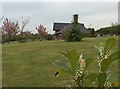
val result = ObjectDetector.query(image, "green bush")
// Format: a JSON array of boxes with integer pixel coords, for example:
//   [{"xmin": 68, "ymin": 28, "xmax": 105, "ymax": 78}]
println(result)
[
  {"xmin": 2, "ymin": 34, "xmax": 17, "ymax": 43},
  {"xmin": 17, "ymin": 35, "xmax": 27, "ymax": 43},
  {"xmin": 64, "ymin": 28, "xmax": 83, "ymax": 42},
  {"xmin": 2, "ymin": 35, "xmax": 9, "ymax": 44}
]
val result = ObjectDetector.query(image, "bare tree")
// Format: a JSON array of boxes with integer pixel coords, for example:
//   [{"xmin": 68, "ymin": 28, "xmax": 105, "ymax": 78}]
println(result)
[{"xmin": 20, "ymin": 17, "xmax": 30, "ymax": 36}]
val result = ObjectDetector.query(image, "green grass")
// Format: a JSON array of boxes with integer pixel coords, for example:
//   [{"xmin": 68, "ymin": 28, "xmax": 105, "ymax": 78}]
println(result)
[{"xmin": 2, "ymin": 36, "xmax": 118, "ymax": 87}]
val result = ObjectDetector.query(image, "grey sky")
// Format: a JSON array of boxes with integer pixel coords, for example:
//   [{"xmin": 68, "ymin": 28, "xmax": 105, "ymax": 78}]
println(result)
[{"xmin": 2, "ymin": 2, "xmax": 118, "ymax": 34}]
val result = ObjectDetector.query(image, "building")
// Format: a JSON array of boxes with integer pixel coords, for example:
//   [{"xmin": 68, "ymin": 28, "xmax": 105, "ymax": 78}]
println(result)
[{"xmin": 53, "ymin": 14, "xmax": 90, "ymax": 40}]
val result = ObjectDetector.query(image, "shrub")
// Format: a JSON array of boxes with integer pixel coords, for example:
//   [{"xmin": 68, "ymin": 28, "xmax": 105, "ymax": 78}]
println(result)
[
  {"xmin": 46, "ymin": 34, "xmax": 55, "ymax": 40},
  {"xmin": 54, "ymin": 38, "xmax": 120, "ymax": 87},
  {"xmin": 64, "ymin": 28, "xmax": 83, "ymax": 42},
  {"xmin": 2, "ymin": 34, "xmax": 9, "ymax": 44},
  {"xmin": 30, "ymin": 35, "xmax": 37, "ymax": 41},
  {"xmin": 18, "ymin": 38, "xmax": 27, "ymax": 43},
  {"xmin": 17, "ymin": 34, "xmax": 27, "ymax": 43},
  {"xmin": 36, "ymin": 24, "xmax": 48, "ymax": 40}
]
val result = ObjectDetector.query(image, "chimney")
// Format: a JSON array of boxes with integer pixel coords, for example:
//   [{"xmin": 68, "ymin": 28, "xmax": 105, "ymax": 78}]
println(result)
[{"xmin": 73, "ymin": 14, "xmax": 78, "ymax": 24}]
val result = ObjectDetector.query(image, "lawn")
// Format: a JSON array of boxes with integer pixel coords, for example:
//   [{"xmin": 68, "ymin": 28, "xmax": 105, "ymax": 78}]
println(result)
[{"xmin": 2, "ymin": 36, "xmax": 118, "ymax": 87}]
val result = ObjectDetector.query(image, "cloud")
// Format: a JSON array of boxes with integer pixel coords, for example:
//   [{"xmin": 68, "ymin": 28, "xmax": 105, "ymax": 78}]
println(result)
[
  {"xmin": 1, "ymin": 2, "xmax": 118, "ymax": 33},
  {"xmin": 81, "ymin": 10, "xmax": 117, "ymax": 30}
]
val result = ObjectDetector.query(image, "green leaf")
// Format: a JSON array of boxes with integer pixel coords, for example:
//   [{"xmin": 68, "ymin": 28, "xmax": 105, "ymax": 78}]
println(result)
[
  {"xmin": 97, "ymin": 72, "xmax": 106, "ymax": 86},
  {"xmin": 69, "ymin": 50, "xmax": 80, "ymax": 76},
  {"xmin": 84, "ymin": 79, "xmax": 93, "ymax": 87},
  {"xmin": 53, "ymin": 60, "xmax": 71, "ymax": 74},
  {"xmin": 95, "ymin": 45, "xmax": 101, "ymax": 56},
  {"xmin": 106, "ymin": 71, "xmax": 111, "ymax": 82},
  {"xmin": 85, "ymin": 58, "xmax": 94, "ymax": 68},
  {"xmin": 60, "ymin": 49, "xmax": 80, "ymax": 76},
  {"xmin": 59, "ymin": 51, "xmax": 71, "ymax": 60},
  {"xmin": 101, "ymin": 51, "xmax": 120, "ymax": 72},
  {"xmin": 104, "ymin": 38, "xmax": 116, "ymax": 50},
  {"xmin": 86, "ymin": 73, "xmax": 98, "ymax": 82}
]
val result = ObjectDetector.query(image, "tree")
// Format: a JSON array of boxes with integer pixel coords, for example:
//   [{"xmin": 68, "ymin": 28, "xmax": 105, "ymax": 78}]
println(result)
[
  {"xmin": 63, "ymin": 14, "xmax": 84, "ymax": 42},
  {"xmin": 87, "ymin": 28, "xmax": 95, "ymax": 37},
  {"xmin": 1, "ymin": 18, "xmax": 19, "ymax": 43},
  {"xmin": 0, "ymin": 16, "xmax": 4, "ymax": 43},
  {"xmin": 36, "ymin": 24, "xmax": 48, "ymax": 40},
  {"xmin": 64, "ymin": 23, "xmax": 83, "ymax": 42},
  {"xmin": 95, "ymin": 25, "xmax": 120, "ymax": 36},
  {"xmin": 20, "ymin": 17, "xmax": 29, "ymax": 35},
  {"xmin": 18, "ymin": 17, "xmax": 30, "ymax": 43}
]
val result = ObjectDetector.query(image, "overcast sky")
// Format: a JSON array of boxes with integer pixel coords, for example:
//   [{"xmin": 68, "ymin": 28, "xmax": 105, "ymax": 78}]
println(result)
[{"xmin": 1, "ymin": 2, "xmax": 118, "ymax": 34}]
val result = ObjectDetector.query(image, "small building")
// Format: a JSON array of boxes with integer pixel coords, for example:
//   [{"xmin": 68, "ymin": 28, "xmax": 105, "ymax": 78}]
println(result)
[{"xmin": 53, "ymin": 14, "xmax": 90, "ymax": 40}]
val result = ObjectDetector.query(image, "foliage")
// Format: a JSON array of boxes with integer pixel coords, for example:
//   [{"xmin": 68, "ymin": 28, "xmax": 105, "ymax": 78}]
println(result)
[
  {"xmin": 87, "ymin": 28, "xmax": 95, "ymax": 37},
  {"xmin": 64, "ymin": 28, "xmax": 83, "ymax": 42},
  {"xmin": 1, "ymin": 18, "xmax": 20, "ymax": 43},
  {"xmin": 36, "ymin": 24, "xmax": 48, "ymax": 40},
  {"xmin": 30, "ymin": 34, "xmax": 38, "ymax": 41},
  {"xmin": 95, "ymin": 38, "xmax": 120, "ymax": 87},
  {"xmin": 17, "ymin": 31, "xmax": 32, "ymax": 43},
  {"xmin": 95, "ymin": 24, "xmax": 120, "ymax": 36},
  {"xmin": 54, "ymin": 38, "xmax": 119, "ymax": 87},
  {"xmin": 54, "ymin": 49, "xmax": 94, "ymax": 87},
  {"xmin": 46, "ymin": 34, "xmax": 55, "ymax": 40},
  {"xmin": 1, "ymin": 17, "xmax": 30, "ymax": 43},
  {"xmin": 83, "ymin": 28, "xmax": 95, "ymax": 37},
  {"xmin": 0, "ymin": 17, "xmax": 4, "ymax": 43}
]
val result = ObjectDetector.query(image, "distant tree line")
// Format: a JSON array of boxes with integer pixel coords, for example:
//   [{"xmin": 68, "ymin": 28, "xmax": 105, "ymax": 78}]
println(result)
[
  {"xmin": 84, "ymin": 28, "xmax": 95, "ymax": 37},
  {"xmin": 0, "ymin": 17, "xmax": 55, "ymax": 44},
  {"xmin": 95, "ymin": 24, "xmax": 120, "ymax": 36}
]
